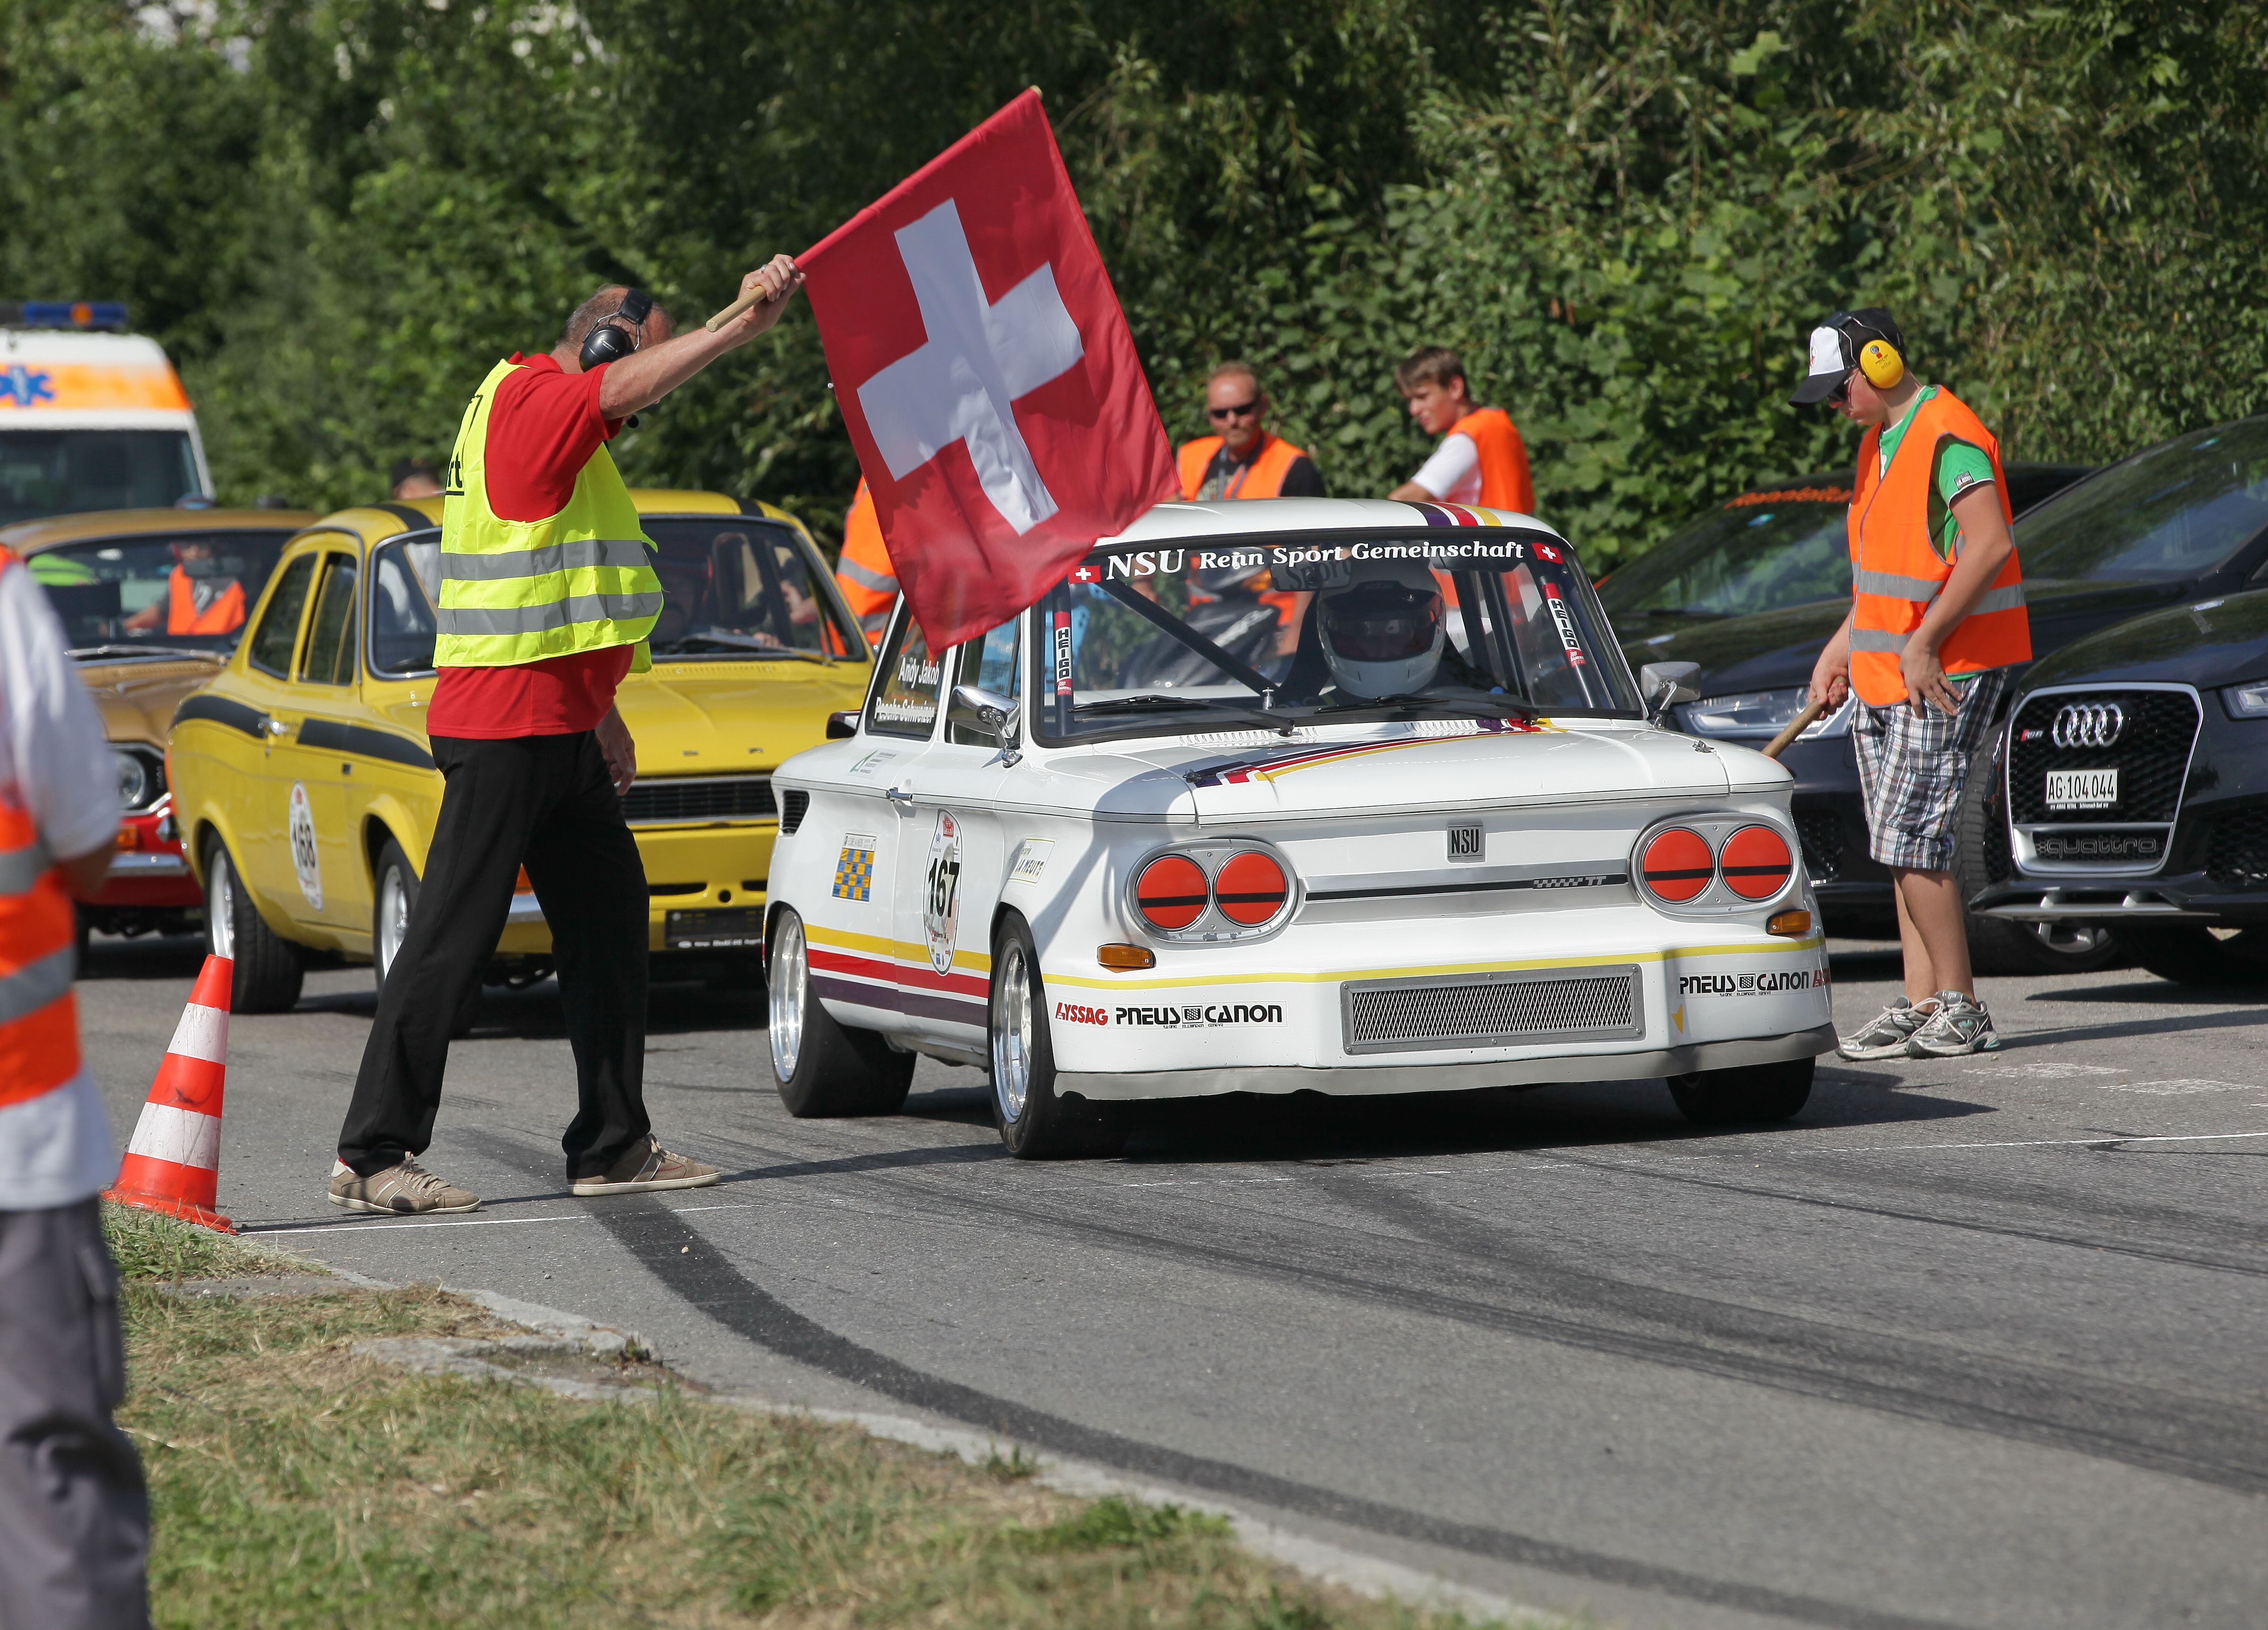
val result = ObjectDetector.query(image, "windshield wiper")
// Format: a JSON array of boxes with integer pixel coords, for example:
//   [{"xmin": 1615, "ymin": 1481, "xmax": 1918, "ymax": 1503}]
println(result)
[
  {"xmin": 650, "ymin": 632, "xmax": 828, "ymax": 661},
  {"xmin": 1630, "ymin": 607, "xmax": 1729, "ymax": 619},
  {"xmin": 1319, "ymin": 692, "xmax": 1541, "ymax": 722},
  {"xmin": 1075, "ymin": 693, "xmax": 1302, "ymax": 734},
  {"xmin": 68, "ymin": 644, "xmax": 218, "ymax": 661}
]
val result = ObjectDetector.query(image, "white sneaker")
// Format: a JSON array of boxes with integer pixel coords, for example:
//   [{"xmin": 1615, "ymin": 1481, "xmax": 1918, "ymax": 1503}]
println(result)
[
  {"xmin": 1838, "ymin": 996, "xmax": 1934, "ymax": 1061},
  {"xmin": 1905, "ymin": 992, "xmax": 2000, "ymax": 1057}
]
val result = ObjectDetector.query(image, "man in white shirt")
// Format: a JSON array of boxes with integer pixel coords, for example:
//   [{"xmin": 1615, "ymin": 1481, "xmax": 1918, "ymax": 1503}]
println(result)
[{"xmin": 0, "ymin": 545, "xmax": 149, "ymax": 1629}]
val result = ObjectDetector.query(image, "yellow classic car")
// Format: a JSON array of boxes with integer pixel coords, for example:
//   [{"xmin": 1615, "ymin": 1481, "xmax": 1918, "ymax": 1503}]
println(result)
[{"xmin": 168, "ymin": 491, "xmax": 873, "ymax": 1012}]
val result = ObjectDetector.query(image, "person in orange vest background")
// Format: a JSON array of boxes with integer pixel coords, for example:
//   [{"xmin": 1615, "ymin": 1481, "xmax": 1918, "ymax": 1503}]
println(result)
[
  {"xmin": 120, "ymin": 537, "xmax": 246, "ymax": 637},
  {"xmin": 0, "ymin": 544, "xmax": 149, "ymax": 1626},
  {"xmin": 1796, "ymin": 309, "xmax": 2029, "ymax": 1062},
  {"xmin": 1387, "ymin": 346, "xmax": 1535, "ymax": 516},
  {"xmin": 1175, "ymin": 362, "xmax": 1325, "ymax": 502},
  {"xmin": 835, "ymin": 478, "xmax": 898, "ymax": 646}
]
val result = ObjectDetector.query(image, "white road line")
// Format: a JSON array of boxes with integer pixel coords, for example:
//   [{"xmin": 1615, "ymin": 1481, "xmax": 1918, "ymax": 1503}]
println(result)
[
  {"xmin": 251, "ymin": 1201, "xmax": 760, "ymax": 1236},
  {"xmin": 1817, "ymin": 1129, "xmax": 2268, "ymax": 1154}
]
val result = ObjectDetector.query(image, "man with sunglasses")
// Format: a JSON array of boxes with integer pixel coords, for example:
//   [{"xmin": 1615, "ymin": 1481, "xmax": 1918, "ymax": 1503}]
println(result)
[
  {"xmin": 1174, "ymin": 362, "xmax": 1324, "ymax": 502},
  {"xmin": 1794, "ymin": 308, "xmax": 2030, "ymax": 1062}
]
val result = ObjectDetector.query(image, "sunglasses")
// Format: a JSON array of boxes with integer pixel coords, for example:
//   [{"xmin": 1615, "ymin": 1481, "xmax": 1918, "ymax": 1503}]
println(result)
[
  {"xmin": 1206, "ymin": 399, "xmax": 1261, "ymax": 421},
  {"xmin": 1824, "ymin": 373, "xmax": 1853, "ymax": 408}
]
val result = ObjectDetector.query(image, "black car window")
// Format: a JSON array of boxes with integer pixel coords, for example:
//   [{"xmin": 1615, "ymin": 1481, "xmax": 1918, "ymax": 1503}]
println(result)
[
  {"xmin": 368, "ymin": 533, "xmax": 441, "ymax": 677},
  {"xmin": 300, "ymin": 553, "xmax": 358, "ymax": 685},
  {"xmin": 2017, "ymin": 420, "xmax": 2268, "ymax": 583},
  {"xmin": 1598, "ymin": 485, "xmax": 1853, "ymax": 619},
  {"xmin": 25, "ymin": 528, "xmax": 292, "ymax": 652},
  {"xmin": 246, "ymin": 553, "xmax": 318, "ymax": 678}
]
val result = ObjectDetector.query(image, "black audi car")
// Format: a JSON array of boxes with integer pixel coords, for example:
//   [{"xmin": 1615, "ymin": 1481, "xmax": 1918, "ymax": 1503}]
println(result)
[
  {"xmin": 1604, "ymin": 421, "xmax": 2268, "ymax": 971},
  {"xmin": 1968, "ymin": 586, "xmax": 2268, "ymax": 984}
]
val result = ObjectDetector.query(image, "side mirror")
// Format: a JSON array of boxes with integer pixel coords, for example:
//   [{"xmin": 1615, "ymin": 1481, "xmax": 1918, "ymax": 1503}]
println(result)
[
  {"xmin": 947, "ymin": 683, "xmax": 1021, "ymax": 748},
  {"xmin": 824, "ymin": 709, "xmax": 860, "ymax": 740},
  {"xmin": 1638, "ymin": 661, "xmax": 1701, "ymax": 722}
]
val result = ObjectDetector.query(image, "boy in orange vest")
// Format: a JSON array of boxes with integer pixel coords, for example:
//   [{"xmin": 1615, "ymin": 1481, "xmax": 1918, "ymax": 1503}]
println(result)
[
  {"xmin": 1796, "ymin": 309, "xmax": 2030, "ymax": 1060},
  {"xmin": 1387, "ymin": 347, "xmax": 1535, "ymax": 516}
]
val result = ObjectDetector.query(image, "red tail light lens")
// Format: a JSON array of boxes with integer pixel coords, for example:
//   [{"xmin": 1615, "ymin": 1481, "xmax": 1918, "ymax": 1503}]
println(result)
[
  {"xmin": 1640, "ymin": 828, "xmax": 1714, "ymax": 903},
  {"xmin": 1214, "ymin": 850, "xmax": 1290, "ymax": 926},
  {"xmin": 1135, "ymin": 854, "xmax": 1210, "ymax": 930},
  {"xmin": 1719, "ymin": 825, "xmax": 1794, "ymax": 900}
]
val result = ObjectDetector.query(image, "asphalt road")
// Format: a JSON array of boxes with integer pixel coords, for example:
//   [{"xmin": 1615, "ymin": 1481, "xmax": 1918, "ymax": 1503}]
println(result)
[{"xmin": 78, "ymin": 934, "xmax": 2268, "ymax": 1630}]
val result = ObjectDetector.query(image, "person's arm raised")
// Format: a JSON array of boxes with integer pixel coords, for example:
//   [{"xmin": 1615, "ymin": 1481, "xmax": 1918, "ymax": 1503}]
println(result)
[{"xmin": 596, "ymin": 256, "xmax": 803, "ymax": 420}]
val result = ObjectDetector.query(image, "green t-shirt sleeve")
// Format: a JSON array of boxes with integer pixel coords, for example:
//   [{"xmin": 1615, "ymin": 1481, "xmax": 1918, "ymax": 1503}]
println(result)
[{"xmin": 1930, "ymin": 437, "xmax": 1997, "ymax": 560}]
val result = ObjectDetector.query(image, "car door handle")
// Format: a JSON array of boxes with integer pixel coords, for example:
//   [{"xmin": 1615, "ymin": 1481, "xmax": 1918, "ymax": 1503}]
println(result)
[{"xmin": 262, "ymin": 718, "xmax": 291, "ymax": 737}]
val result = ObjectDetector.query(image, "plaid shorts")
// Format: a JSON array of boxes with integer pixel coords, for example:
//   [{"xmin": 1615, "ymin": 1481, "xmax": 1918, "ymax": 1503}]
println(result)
[{"xmin": 1851, "ymin": 669, "xmax": 2007, "ymax": 872}]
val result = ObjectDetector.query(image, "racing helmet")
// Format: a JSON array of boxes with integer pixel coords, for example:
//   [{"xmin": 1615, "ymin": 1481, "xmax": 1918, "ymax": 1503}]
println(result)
[{"xmin": 1316, "ymin": 560, "xmax": 1444, "ymax": 699}]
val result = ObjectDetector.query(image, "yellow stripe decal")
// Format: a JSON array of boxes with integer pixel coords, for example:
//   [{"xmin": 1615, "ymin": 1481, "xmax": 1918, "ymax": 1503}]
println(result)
[{"xmin": 806, "ymin": 922, "xmax": 993, "ymax": 975}]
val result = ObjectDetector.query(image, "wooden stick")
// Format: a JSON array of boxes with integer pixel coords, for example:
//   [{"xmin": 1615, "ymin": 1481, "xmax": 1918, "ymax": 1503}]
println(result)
[
  {"xmin": 1761, "ymin": 696, "xmax": 1828, "ymax": 760},
  {"xmin": 705, "ymin": 288, "xmax": 768, "ymax": 333}
]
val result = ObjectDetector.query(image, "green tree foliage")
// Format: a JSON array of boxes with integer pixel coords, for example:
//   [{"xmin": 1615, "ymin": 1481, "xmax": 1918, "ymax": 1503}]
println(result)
[{"xmin": 2, "ymin": 0, "xmax": 2261, "ymax": 564}]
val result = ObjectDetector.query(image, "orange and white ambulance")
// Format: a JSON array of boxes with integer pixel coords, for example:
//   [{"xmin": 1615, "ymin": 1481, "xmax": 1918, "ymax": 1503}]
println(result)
[{"xmin": 0, "ymin": 301, "xmax": 212, "ymax": 524}]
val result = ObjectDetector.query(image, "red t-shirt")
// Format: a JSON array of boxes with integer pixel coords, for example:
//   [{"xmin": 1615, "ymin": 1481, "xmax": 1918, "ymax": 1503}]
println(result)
[{"xmin": 427, "ymin": 353, "xmax": 636, "ymax": 740}]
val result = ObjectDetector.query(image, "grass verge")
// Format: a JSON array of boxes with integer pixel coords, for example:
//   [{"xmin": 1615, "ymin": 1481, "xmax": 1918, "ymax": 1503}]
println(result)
[{"xmin": 112, "ymin": 1207, "xmax": 1557, "ymax": 1629}]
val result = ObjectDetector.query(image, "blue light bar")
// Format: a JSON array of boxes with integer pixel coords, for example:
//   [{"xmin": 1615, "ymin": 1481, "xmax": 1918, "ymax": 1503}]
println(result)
[{"xmin": 0, "ymin": 301, "xmax": 130, "ymax": 330}]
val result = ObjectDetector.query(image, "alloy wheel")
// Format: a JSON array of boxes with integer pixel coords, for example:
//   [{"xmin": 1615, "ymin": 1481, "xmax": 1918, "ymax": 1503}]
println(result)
[
  {"xmin": 768, "ymin": 914, "xmax": 807, "ymax": 1083},
  {"xmin": 376, "ymin": 866, "xmax": 411, "ymax": 985},
  {"xmin": 991, "ymin": 940, "xmax": 1034, "ymax": 1123},
  {"xmin": 208, "ymin": 851, "xmax": 237, "ymax": 961}
]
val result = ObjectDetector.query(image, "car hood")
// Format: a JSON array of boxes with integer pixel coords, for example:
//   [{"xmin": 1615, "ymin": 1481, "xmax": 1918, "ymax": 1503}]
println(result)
[
  {"xmin": 75, "ymin": 654, "xmax": 226, "ymax": 747},
  {"xmin": 614, "ymin": 659, "xmax": 870, "ymax": 775},
  {"xmin": 1615, "ymin": 579, "xmax": 2194, "ymax": 697},
  {"xmin": 2020, "ymin": 589, "xmax": 2268, "ymax": 692}
]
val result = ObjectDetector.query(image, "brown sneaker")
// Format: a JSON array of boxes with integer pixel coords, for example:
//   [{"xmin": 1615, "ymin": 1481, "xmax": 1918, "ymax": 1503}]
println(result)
[
  {"xmin": 570, "ymin": 1137, "xmax": 720, "ymax": 1198},
  {"xmin": 329, "ymin": 1157, "xmax": 481, "ymax": 1215}
]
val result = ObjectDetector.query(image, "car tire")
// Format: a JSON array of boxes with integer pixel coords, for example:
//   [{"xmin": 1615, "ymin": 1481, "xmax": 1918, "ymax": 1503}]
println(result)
[
  {"xmin": 1954, "ymin": 741, "xmax": 2125, "ymax": 976},
  {"xmin": 371, "ymin": 836, "xmax": 481, "ymax": 1037},
  {"xmin": 1668, "ymin": 1055, "xmax": 1813, "ymax": 1125},
  {"xmin": 766, "ymin": 908, "xmax": 913, "ymax": 1116},
  {"xmin": 988, "ymin": 914, "xmax": 1125, "ymax": 1159},
  {"xmin": 2119, "ymin": 924, "xmax": 2268, "ymax": 986},
  {"xmin": 203, "ymin": 836, "xmax": 303, "ymax": 1014}
]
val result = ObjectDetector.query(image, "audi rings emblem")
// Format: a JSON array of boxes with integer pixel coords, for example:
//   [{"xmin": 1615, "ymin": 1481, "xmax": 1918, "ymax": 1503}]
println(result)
[{"xmin": 2051, "ymin": 701, "xmax": 2126, "ymax": 749}]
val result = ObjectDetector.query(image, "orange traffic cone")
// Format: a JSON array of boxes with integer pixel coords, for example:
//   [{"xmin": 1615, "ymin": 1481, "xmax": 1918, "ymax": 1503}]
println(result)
[{"xmin": 104, "ymin": 954, "xmax": 236, "ymax": 1235}]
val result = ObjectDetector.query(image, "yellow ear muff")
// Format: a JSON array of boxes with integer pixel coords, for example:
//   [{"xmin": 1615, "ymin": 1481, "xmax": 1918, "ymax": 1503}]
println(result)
[{"xmin": 1858, "ymin": 337, "xmax": 1905, "ymax": 389}]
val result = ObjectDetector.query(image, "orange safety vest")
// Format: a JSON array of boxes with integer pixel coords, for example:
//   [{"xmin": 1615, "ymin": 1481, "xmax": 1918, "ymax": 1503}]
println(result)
[
  {"xmin": 0, "ymin": 549, "xmax": 85, "ymax": 1112},
  {"xmin": 166, "ymin": 565, "xmax": 246, "ymax": 635},
  {"xmin": 835, "ymin": 480, "xmax": 897, "ymax": 645},
  {"xmin": 1846, "ymin": 388, "xmax": 2030, "ymax": 707},
  {"xmin": 1450, "ymin": 409, "xmax": 1535, "ymax": 515},
  {"xmin": 1175, "ymin": 433, "xmax": 1309, "ymax": 501}
]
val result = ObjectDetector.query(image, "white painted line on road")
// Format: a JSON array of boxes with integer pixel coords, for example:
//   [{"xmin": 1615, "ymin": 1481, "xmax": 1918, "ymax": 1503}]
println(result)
[
  {"xmin": 1824, "ymin": 1128, "xmax": 2268, "ymax": 1154},
  {"xmin": 253, "ymin": 1201, "xmax": 760, "ymax": 1236}
]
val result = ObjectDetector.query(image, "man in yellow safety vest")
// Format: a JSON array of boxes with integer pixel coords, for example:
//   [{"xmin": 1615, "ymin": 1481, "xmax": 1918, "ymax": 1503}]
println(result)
[{"xmin": 331, "ymin": 258, "xmax": 803, "ymax": 1216}]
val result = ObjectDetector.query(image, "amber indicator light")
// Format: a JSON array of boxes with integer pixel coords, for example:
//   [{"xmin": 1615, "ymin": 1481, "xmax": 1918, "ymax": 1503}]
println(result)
[
  {"xmin": 1213, "ymin": 851, "xmax": 1290, "ymax": 926},
  {"xmin": 1766, "ymin": 909, "xmax": 1812, "ymax": 938},
  {"xmin": 1135, "ymin": 854, "xmax": 1210, "ymax": 930},
  {"xmin": 1097, "ymin": 943, "xmax": 1157, "ymax": 970},
  {"xmin": 1720, "ymin": 825, "xmax": 1794, "ymax": 900},
  {"xmin": 1640, "ymin": 828, "xmax": 1714, "ymax": 902}
]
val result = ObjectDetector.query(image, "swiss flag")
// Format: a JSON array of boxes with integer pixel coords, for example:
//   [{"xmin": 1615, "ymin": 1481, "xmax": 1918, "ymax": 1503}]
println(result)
[{"xmin": 802, "ymin": 90, "xmax": 1177, "ymax": 650}]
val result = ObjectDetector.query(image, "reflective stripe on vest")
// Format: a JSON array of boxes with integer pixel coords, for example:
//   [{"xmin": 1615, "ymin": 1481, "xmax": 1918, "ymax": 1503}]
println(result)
[
  {"xmin": 434, "ymin": 358, "xmax": 663, "ymax": 669},
  {"xmin": 1448, "ymin": 409, "xmax": 1535, "ymax": 515},
  {"xmin": 0, "ymin": 548, "xmax": 84, "ymax": 1112},
  {"xmin": 834, "ymin": 479, "xmax": 899, "ymax": 644},
  {"xmin": 1845, "ymin": 387, "xmax": 2031, "ymax": 706},
  {"xmin": 1175, "ymin": 434, "xmax": 1309, "ymax": 500}
]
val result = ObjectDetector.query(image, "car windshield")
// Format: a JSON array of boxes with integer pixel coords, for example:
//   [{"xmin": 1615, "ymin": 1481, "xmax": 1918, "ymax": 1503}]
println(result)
[
  {"xmin": 642, "ymin": 516, "xmax": 859, "ymax": 660},
  {"xmin": 1596, "ymin": 484, "xmax": 1852, "ymax": 620},
  {"xmin": 367, "ymin": 517, "xmax": 860, "ymax": 675},
  {"xmin": 2017, "ymin": 418, "xmax": 2268, "ymax": 583},
  {"xmin": 0, "ymin": 429, "xmax": 201, "ymax": 525},
  {"xmin": 1032, "ymin": 531, "xmax": 1640, "ymax": 743},
  {"xmin": 27, "ymin": 529, "xmax": 288, "ymax": 653}
]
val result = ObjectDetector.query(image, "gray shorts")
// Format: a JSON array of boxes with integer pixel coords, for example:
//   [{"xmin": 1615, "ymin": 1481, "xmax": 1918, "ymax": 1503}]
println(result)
[{"xmin": 1851, "ymin": 669, "xmax": 2007, "ymax": 872}]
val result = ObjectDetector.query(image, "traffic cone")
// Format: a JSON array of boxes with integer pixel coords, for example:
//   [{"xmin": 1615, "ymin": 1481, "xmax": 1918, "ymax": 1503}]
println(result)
[{"xmin": 104, "ymin": 954, "xmax": 236, "ymax": 1235}]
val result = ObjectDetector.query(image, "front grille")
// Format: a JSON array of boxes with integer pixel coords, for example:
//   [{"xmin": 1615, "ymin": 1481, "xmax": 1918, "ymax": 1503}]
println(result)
[
  {"xmin": 2008, "ymin": 688, "xmax": 2199, "ymax": 826},
  {"xmin": 1795, "ymin": 808, "xmax": 1844, "ymax": 883},
  {"xmin": 619, "ymin": 775, "xmax": 776, "ymax": 826},
  {"xmin": 1343, "ymin": 965, "xmax": 1640, "ymax": 1054},
  {"xmin": 2205, "ymin": 804, "xmax": 2268, "ymax": 890}
]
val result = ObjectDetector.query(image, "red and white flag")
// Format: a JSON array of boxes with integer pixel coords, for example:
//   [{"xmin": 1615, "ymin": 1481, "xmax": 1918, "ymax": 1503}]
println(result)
[{"xmin": 801, "ymin": 90, "xmax": 1177, "ymax": 651}]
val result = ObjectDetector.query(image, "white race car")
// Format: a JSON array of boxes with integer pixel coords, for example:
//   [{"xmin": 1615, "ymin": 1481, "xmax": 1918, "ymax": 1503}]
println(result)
[{"xmin": 765, "ymin": 499, "xmax": 1833, "ymax": 1156}]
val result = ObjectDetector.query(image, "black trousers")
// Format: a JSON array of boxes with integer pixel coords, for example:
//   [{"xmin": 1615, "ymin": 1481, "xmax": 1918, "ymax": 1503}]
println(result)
[
  {"xmin": 337, "ymin": 732, "xmax": 651, "ymax": 1179},
  {"xmin": 0, "ymin": 1200, "xmax": 149, "ymax": 1630}
]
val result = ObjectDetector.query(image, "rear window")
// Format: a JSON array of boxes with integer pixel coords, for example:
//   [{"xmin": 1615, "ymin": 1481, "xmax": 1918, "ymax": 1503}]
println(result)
[
  {"xmin": 27, "ymin": 528, "xmax": 291, "ymax": 653},
  {"xmin": 2017, "ymin": 419, "xmax": 2268, "ymax": 583}
]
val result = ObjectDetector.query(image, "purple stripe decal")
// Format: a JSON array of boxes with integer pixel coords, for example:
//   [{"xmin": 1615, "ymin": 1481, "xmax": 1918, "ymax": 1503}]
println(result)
[
  {"xmin": 812, "ymin": 973, "xmax": 988, "ymax": 1031},
  {"xmin": 1410, "ymin": 502, "xmax": 1457, "ymax": 527}
]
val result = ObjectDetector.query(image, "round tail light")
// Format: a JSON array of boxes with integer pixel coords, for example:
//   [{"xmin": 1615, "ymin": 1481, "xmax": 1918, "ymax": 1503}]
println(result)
[
  {"xmin": 1213, "ymin": 850, "xmax": 1290, "ymax": 926},
  {"xmin": 1135, "ymin": 854, "xmax": 1210, "ymax": 930},
  {"xmin": 1640, "ymin": 828, "xmax": 1714, "ymax": 903},
  {"xmin": 1719, "ymin": 825, "xmax": 1794, "ymax": 900}
]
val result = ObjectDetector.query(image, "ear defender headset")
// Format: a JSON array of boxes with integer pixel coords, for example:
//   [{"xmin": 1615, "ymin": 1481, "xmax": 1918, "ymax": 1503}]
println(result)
[
  {"xmin": 1858, "ymin": 334, "xmax": 1905, "ymax": 389},
  {"xmin": 578, "ymin": 287, "xmax": 653, "ymax": 370},
  {"xmin": 1829, "ymin": 309, "xmax": 1905, "ymax": 390}
]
